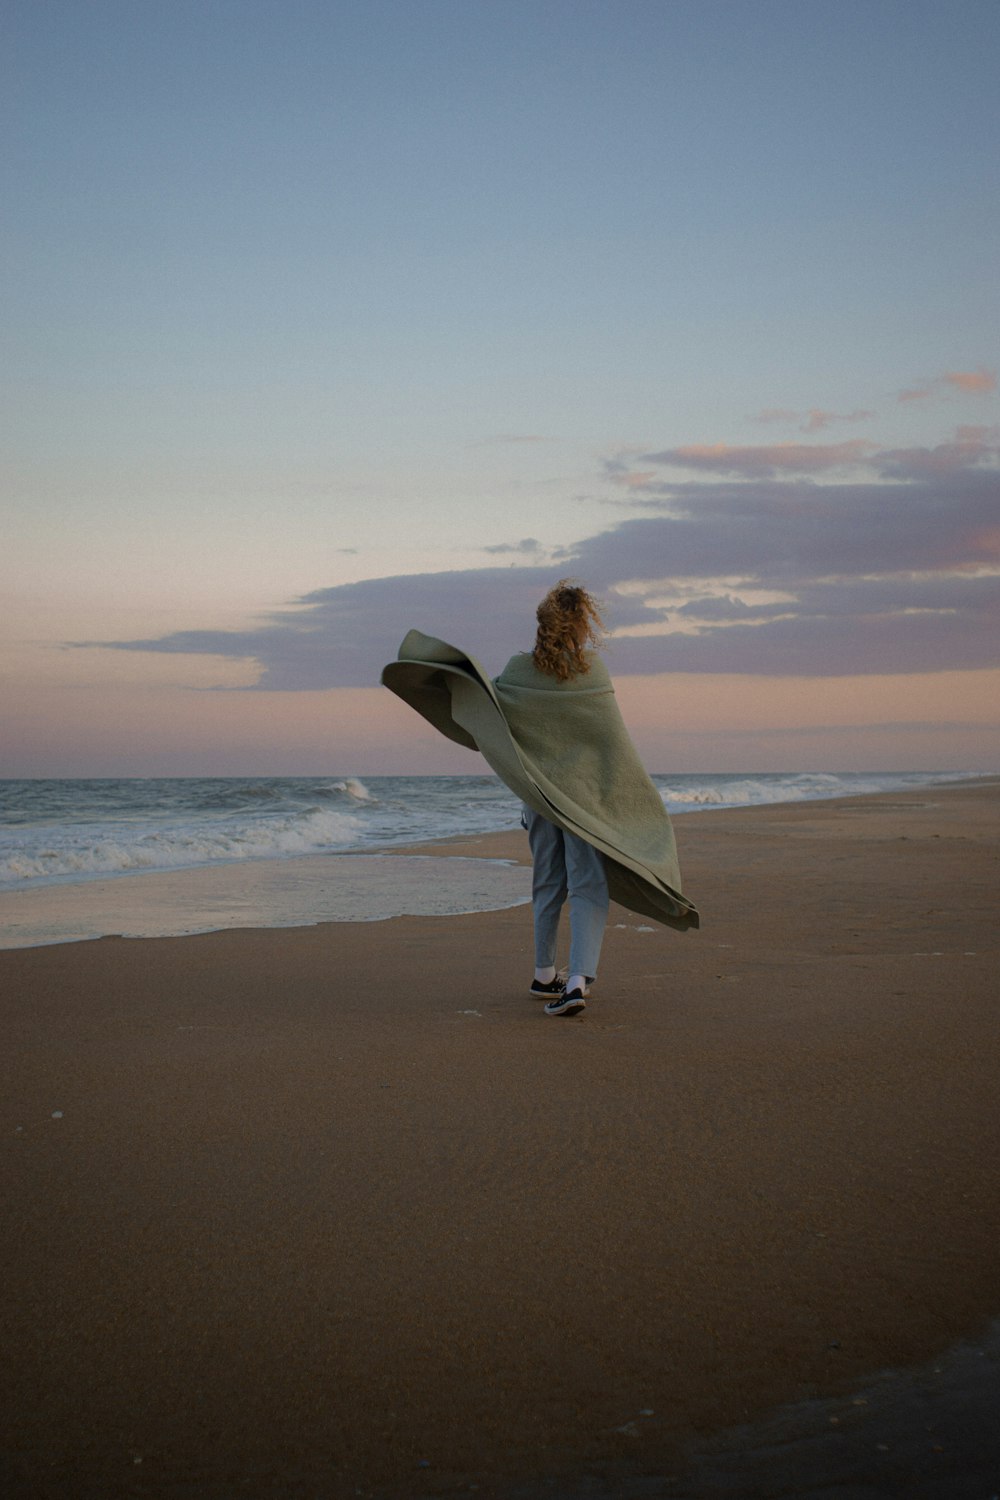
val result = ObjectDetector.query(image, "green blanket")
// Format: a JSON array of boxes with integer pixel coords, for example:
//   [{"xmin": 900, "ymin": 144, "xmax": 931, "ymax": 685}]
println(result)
[{"xmin": 381, "ymin": 630, "xmax": 699, "ymax": 931}]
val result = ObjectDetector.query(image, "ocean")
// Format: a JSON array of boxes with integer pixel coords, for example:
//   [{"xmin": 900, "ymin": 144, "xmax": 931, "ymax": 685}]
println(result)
[
  {"xmin": 0, "ymin": 771, "xmax": 984, "ymax": 948},
  {"xmin": 0, "ymin": 771, "xmax": 980, "ymax": 891}
]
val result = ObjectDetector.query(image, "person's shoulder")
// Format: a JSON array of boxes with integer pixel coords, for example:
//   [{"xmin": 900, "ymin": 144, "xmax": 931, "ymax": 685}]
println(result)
[
  {"xmin": 578, "ymin": 651, "xmax": 613, "ymax": 686},
  {"xmin": 494, "ymin": 651, "xmax": 534, "ymax": 684},
  {"xmin": 581, "ymin": 649, "xmax": 609, "ymax": 672}
]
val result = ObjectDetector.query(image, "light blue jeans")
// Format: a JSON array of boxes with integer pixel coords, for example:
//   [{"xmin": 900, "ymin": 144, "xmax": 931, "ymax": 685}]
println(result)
[{"xmin": 522, "ymin": 805, "xmax": 609, "ymax": 979}]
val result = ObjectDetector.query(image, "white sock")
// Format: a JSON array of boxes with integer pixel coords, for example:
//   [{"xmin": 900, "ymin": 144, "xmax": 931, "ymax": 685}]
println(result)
[
  {"xmin": 567, "ymin": 973, "xmax": 589, "ymax": 996},
  {"xmin": 534, "ymin": 965, "xmax": 556, "ymax": 984}
]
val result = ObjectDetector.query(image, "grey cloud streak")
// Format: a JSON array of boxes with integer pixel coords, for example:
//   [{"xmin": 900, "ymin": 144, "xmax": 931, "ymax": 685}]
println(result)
[
  {"xmin": 629, "ymin": 441, "xmax": 876, "ymax": 478},
  {"xmin": 751, "ymin": 408, "xmax": 874, "ymax": 433},
  {"xmin": 482, "ymin": 537, "xmax": 544, "ymax": 555},
  {"xmin": 617, "ymin": 433, "xmax": 1000, "ymax": 483},
  {"xmin": 89, "ymin": 444, "xmax": 1000, "ymax": 687}
]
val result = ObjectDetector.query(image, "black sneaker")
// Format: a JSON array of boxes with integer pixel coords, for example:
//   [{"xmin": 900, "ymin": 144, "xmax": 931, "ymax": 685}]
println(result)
[
  {"xmin": 543, "ymin": 988, "xmax": 587, "ymax": 1017},
  {"xmin": 529, "ymin": 975, "xmax": 566, "ymax": 998}
]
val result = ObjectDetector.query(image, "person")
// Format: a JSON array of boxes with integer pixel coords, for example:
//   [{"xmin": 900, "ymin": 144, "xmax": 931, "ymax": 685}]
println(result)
[
  {"xmin": 381, "ymin": 580, "xmax": 698, "ymax": 1019},
  {"xmin": 501, "ymin": 582, "xmax": 612, "ymax": 1016}
]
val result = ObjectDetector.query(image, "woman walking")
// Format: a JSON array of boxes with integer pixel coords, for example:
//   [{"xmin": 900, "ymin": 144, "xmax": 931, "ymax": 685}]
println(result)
[
  {"xmin": 382, "ymin": 581, "xmax": 698, "ymax": 1016},
  {"xmin": 502, "ymin": 583, "xmax": 614, "ymax": 1015}
]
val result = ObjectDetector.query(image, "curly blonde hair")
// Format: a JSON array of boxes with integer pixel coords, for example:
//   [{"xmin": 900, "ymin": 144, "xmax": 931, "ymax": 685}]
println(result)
[{"xmin": 531, "ymin": 579, "xmax": 606, "ymax": 681}]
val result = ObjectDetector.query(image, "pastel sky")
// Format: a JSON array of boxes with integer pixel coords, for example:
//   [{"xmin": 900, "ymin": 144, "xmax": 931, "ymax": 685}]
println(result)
[{"xmin": 4, "ymin": 0, "xmax": 999, "ymax": 777}]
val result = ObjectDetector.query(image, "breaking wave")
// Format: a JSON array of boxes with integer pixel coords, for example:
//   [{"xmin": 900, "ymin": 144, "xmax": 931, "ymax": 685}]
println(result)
[
  {"xmin": 0, "ymin": 806, "xmax": 364, "ymax": 885},
  {"xmin": 0, "ymin": 770, "xmax": 986, "ymax": 892}
]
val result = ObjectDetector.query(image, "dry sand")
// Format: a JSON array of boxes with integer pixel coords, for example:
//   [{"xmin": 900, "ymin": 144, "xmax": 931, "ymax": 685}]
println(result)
[{"xmin": 2, "ymin": 781, "xmax": 998, "ymax": 1498}]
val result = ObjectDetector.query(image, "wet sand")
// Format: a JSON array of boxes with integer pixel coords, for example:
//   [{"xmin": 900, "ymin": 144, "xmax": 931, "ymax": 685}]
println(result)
[
  {"xmin": 0, "ymin": 853, "xmax": 531, "ymax": 949},
  {"xmin": 1, "ymin": 781, "xmax": 998, "ymax": 1497}
]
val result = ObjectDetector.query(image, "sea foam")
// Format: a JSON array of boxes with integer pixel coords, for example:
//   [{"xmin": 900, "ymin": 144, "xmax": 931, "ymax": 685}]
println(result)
[{"xmin": 0, "ymin": 806, "xmax": 363, "ymax": 885}]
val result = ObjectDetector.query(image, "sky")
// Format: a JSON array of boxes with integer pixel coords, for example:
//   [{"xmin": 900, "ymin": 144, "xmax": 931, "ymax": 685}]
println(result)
[{"xmin": 3, "ymin": 0, "xmax": 999, "ymax": 777}]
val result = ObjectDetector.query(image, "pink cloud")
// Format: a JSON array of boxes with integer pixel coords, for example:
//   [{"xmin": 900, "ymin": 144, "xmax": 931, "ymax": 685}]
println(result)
[
  {"xmin": 898, "ymin": 368, "xmax": 997, "ymax": 403},
  {"xmin": 898, "ymin": 384, "xmax": 934, "ymax": 403},
  {"xmin": 943, "ymin": 368, "xmax": 997, "ymax": 394}
]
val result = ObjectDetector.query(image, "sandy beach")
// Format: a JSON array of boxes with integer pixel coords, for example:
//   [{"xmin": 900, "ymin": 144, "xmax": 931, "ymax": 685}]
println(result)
[{"xmin": 2, "ymin": 781, "xmax": 999, "ymax": 1498}]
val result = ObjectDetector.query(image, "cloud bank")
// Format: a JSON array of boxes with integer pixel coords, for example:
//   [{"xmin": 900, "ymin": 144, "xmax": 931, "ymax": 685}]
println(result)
[{"xmin": 89, "ymin": 428, "xmax": 1000, "ymax": 689}]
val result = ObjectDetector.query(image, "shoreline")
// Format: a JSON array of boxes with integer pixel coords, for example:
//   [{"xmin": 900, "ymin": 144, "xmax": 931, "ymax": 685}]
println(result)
[
  {"xmin": 2, "ymin": 780, "xmax": 998, "ymax": 1496},
  {"xmin": 1, "ymin": 774, "xmax": 996, "ymax": 952},
  {"xmin": 0, "ymin": 852, "xmax": 533, "ymax": 950}
]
